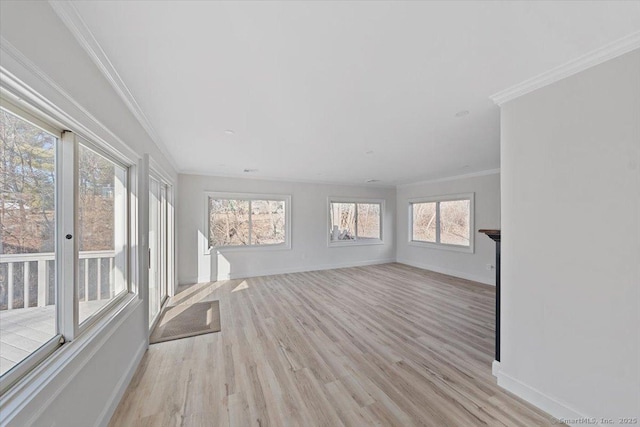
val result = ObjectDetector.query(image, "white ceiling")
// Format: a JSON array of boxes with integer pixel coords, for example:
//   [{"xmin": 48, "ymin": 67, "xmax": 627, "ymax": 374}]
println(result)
[{"xmin": 70, "ymin": 1, "xmax": 640, "ymax": 185}]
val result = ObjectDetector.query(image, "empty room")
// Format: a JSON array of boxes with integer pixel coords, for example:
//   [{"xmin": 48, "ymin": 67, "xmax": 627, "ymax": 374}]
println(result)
[{"xmin": 0, "ymin": 1, "xmax": 638, "ymax": 426}]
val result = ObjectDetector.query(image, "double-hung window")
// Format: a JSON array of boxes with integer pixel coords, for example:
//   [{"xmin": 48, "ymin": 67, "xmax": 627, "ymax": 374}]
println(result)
[
  {"xmin": 329, "ymin": 198, "xmax": 383, "ymax": 245},
  {"xmin": 206, "ymin": 192, "xmax": 291, "ymax": 251},
  {"xmin": 409, "ymin": 193, "xmax": 474, "ymax": 252},
  {"xmin": 0, "ymin": 98, "xmax": 133, "ymax": 393}
]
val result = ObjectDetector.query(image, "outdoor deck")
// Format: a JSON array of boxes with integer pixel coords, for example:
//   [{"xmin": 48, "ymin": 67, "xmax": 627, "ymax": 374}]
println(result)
[
  {"xmin": 0, "ymin": 251, "xmax": 119, "ymax": 376},
  {"xmin": 0, "ymin": 300, "xmax": 111, "ymax": 375}
]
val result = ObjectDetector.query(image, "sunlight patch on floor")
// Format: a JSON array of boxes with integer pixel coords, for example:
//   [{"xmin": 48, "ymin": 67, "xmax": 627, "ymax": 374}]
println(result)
[{"xmin": 232, "ymin": 281, "xmax": 249, "ymax": 293}]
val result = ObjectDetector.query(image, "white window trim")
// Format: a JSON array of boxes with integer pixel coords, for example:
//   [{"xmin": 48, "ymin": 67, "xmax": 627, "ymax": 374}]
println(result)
[
  {"xmin": 328, "ymin": 197, "xmax": 385, "ymax": 247},
  {"xmin": 408, "ymin": 193, "xmax": 475, "ymax": 254},
  {"xmin": 204, "ymin": 191, "xmax": 292, "ymax": 254}
]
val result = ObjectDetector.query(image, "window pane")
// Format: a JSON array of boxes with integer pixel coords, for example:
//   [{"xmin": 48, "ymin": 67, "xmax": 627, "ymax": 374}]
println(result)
[
  {"xmin": 330, "ymin": 203, "xmax": 356, "ymax": 241},
  {"xmin": 440, "ymin": 200, "xmax": 470, "ymax": 246},
  {"xmin": 209, "ymin": 199, "xmax": 249, "ymax": 247},
  {"xmin": 149, "ymin": 177, "xmax": 160, "ymax": 323},
  {"xmin": 251, "ymin": 200, "xmax": 285, "ymax": 245},
  {"xmin": 78, "ymin": 144, "xmax": 128, "ymax": 324},
  {"xmin": 356, "ymin": 203, "xmax": 381, "ymax": 240},
  {"xmin": 412, "ymin": 202, "xmax": 436, "ymax": 242},
  {"xmin": 0, "ymin": 109, "xmax": 57, "ymax": 375}
]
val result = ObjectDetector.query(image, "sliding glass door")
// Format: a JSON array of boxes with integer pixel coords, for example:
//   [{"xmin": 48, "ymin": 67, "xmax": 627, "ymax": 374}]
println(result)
[{"xmin": 149, "ymin": 175, "xmax": 170, "ymax": 326}]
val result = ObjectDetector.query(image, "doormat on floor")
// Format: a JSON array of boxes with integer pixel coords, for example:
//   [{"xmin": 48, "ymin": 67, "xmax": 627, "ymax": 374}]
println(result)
[{"xmin": 150, "ymin": 300, "xmax": 221, "ymax": 344}]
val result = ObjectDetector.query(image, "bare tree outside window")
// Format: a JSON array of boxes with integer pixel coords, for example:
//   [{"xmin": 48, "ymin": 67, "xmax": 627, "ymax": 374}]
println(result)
[
  {"xmin": 440, "ymin": 200, "xmax": 470, "ymax": 246},
  {"xmin": 252, "ymin": 200, "xmax": 285, "ymax": 245},
  {"xmin": 330, "ymin": 202, "xmax": 356, "ymax": 240},
  {"xmin": 0, "ymin": 110, "xmax": 56, "ymax": 257},
  {"xmin": 411, "ymin": 197, "xmax": 472, "ymax": 248},
  {"xmin": 330, "ymin": 201, "xmax": 382, "ymax": 242},
  {"xmin": 78, "ymin": 146, "xmax": 117, "ymax": 252},
  {"xmin": 412, "ymin": 202, "xmax": 436, "ymax": 242},
  {"xmin": 357, "ymin": 203, "xmax": 381, "ymax": 240},
  {"xmin": 208, "ymin": 197, "xmax": 287, "ymax": 248},
  {"xmin": 209, "ymin": 199, "xmax": 250, "ymax": 247}
]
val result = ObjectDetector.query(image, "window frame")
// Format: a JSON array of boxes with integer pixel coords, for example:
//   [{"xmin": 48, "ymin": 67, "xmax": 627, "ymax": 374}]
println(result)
[
  {"xmin": 327, "ymin": 197, "xmax": 384, "ymax": 247},
  {"xmin": 408, "ymin": 193, "xmax": 475, "ymax": 253},
  {"xmin": 73, "ymin": 135, "xmax": 133, "ymax": 334},
  {"xmin": 204, "ymin": 191, "xmax": 292, "ymax": 253},
  {"xmin": 0, "ymin": 95, "xmax": 137, "ymax": 395}
]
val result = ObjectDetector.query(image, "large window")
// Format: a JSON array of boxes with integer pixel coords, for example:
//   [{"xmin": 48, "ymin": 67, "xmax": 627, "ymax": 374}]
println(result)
[
  {"xmin": 206, "ymin": 192, "xmax": 290, "ymax": 250},
  {"xmin": 0, "ymin": 100, "xmax": 132, "ymax": 393},
  {"xmin": 409, "ymin": 193, "xmax": 474, "ymax": 252},
  {"xmin": 329, "ymin": 199, "xmax": 383, "ymax": 245}
]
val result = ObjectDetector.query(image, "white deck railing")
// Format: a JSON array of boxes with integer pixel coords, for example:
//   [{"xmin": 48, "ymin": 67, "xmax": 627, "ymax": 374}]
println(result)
[{"xmin": 0, "ymin": 250, "xmax": 116, "ymax": 310}]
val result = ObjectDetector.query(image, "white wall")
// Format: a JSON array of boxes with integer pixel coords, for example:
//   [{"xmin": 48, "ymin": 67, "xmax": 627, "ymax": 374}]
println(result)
[
  {"xmin": 499, "ymin": 50, "xmax": 640, "ymax": 422},
  {"xmin": 0, "ymin": 1, "xmax": 176, "ymax": 426},
  {"xmin": 396, "ymin": 172, "xmax": 500, "ymax": 285},
  {"xmin": 178, "ymin": 174, "xmax": 396, "ymax": 284}
]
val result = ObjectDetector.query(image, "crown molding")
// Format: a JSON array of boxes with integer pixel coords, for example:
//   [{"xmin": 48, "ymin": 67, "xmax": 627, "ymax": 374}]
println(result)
[
  {"xmin": 490, "ymin": 31, "xmax": 640, "ymax": 106},
  {"xmin": 397, "ymin": 168, "xmax": 500, "ymax": 188},
  {"xmin": 0, "ymin": 36, "xmax": 139, "ymax": 164},
  {"xmin": 48, "ymin": 0, "xmax": 179, "ymax": 172},
  {"xmin": 179, "ymin": 170, "xmax": 397, "ymax": 189}
]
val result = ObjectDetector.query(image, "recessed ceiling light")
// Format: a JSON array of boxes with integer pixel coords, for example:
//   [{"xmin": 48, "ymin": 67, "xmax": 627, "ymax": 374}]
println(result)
[
  {"xmin": 366, "ymin": 179, "xmax": 380, "ymax": 183},
  {"xmin": 243, "ymin": 168, "xmax": 258, "ymax": 173},
  {"xmin": 224, "ymin": 129, "xmax": 235, "ymax": 135},
  {"xmin": 455, "ymin": 110, "xmax": 469, "ymax": 118}
]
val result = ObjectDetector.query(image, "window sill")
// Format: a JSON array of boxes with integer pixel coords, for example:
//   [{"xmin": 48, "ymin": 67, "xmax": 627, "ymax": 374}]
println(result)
[
  {"xmin": 408, "ymin": 240, "xmax": 474, "ymax": 254},
  {"xmin": 0, "ymin": 294, "xmax": 140, "ymax": 424},
  {"xmin": 328, "ymin": 239, "xmax": 384, "ymax": 248}
]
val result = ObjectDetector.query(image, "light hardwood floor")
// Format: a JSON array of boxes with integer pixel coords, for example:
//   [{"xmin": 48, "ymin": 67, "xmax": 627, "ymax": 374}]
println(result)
[{"xmin": 109, "ymin": 263, "xmax": 555, "ymax": 426}]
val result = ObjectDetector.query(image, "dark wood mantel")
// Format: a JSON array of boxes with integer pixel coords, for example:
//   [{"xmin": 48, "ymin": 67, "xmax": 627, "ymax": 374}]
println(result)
[
  {"xmin": 479, "ymin": 229, "xmax": 501, "ymax": 362},
  {"xmin": 478, "ymin": 229, "xmax": 500, "ymax": 242}
]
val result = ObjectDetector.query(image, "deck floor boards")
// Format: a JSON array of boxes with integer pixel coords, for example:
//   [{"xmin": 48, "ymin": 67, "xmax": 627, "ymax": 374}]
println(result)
[{"xmin": 0, "ymin": 299, "xmax": 116, "ymax": 374}]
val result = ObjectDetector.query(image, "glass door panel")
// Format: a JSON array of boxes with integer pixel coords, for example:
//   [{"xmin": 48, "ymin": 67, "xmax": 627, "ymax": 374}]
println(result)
[
  {"xmin": 149, "ymin": 177, "xmax": 160, "ymax": 323},
  {"xmin": 0, "ymin": 108, "xmax": 58, "ymax": 375},
  {"xmin": 160, "ymin": 183, "xmax": 168, "ymax": 304}
]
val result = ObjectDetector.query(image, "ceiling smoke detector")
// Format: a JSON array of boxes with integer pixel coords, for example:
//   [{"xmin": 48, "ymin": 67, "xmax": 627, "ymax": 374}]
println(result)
[
  {"xmin": 243, "ymin": 168, "xmax": 258, "ymax": 173},
  {"xmin": 366, "ymin": 179, "xmax": 380, "ymax": 183}
]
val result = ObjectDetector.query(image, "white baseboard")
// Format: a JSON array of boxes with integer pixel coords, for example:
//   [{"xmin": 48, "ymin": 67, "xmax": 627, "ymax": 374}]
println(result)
[
  {"xmin": 492, "ymin": 360, "xmax": 501, "ymax": 377},
  {"xmin": 226, "ymin": 258, "xmax": 397, "ymax": 281},
  {"xmin": 497, "ymin": 370, "xmax": 593, "ymax": 426},
  {"xmin": 396, "ymin": 258, "xmax": 494, "ymax": 286},
  {"xmin": 95, "ymin": 340, "xmax": 147, "ymax": 427},
  {"xmin": 178, "ymin": 276, "xmax": 199, "ymax": 286},
  {"xmin": 180, "ymin": 258, "xmax": 397, "ymax": 284}
]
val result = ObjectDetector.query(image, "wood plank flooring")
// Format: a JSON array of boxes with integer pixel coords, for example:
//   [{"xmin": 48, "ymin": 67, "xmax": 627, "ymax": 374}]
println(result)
[{"xmin": 109, "ymin": 263, "xmax": 555, "ymax": 426}]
